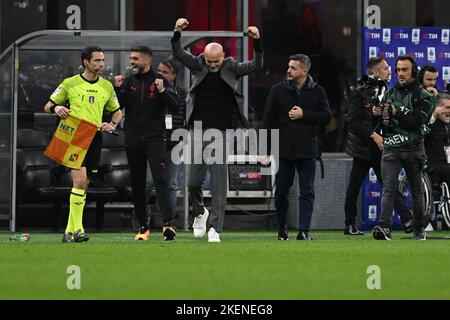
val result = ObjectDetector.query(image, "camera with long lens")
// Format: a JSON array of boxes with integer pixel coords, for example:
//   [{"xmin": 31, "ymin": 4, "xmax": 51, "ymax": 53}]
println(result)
[
  {"xmin": 356, "ymin": 75, "xmax": 388, "ymax": 107},
  {"xmin": 358, "ymin": 75, "xmax": 387, "ymax": 88}
]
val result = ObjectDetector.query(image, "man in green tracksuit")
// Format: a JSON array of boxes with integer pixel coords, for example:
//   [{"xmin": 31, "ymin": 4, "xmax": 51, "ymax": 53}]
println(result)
[{"xmin": 372, "ymin": 56, "xmax": 435, "ymax": 241}]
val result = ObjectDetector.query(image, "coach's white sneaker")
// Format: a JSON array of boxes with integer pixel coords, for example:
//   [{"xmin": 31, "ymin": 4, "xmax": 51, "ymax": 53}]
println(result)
[
  {"xmin": 193, "ymin": 207, "xmax": 209, "ymax": 238},
  {"xmin": 208, "ymin": 227, "xmax": 221, "ymax": 243}
]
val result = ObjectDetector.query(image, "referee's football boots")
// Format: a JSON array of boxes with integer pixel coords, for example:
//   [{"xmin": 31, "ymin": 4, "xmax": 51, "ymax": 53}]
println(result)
[
  {"xmin": 74, "ymin": 230, "xmax": 90, "ymax": 242},
  {"xmin": 62, "ymin": 232, "xmax": 73, "ymax": 243}
]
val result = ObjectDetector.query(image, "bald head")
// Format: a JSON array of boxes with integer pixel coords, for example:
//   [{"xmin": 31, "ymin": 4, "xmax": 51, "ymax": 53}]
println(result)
[{"xmin": 204, "ymin": 42, "xmax": 225, "ymax": 72}]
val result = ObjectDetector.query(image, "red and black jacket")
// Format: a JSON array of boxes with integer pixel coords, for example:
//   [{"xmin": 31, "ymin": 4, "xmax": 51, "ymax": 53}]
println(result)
[{"xmin": 115, "ymin": 69, "xmax": 180, "ymax": 146}]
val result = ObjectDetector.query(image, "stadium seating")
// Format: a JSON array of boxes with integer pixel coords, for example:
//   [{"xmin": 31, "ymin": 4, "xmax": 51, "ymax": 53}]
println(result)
[
  {"xmin": 16, "ymin": 128, "xmax": 133, "ymax": 230},
  {"xmin": 16, "ymin": 129, "xmax": 63, "ymax": 228}
]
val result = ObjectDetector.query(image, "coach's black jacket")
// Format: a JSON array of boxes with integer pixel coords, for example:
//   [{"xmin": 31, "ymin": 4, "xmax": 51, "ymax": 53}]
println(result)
[
  {"xmin": 115, "ymin": 69, "xmax": 180, "ymax": 146},
  {"xmin": 263, "ymin": 75, "xmax": 331, "ymax": 159}
]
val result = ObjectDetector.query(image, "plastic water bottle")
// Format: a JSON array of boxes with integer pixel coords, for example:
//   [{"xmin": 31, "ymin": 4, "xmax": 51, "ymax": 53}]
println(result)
[{"xmin": 9, "ymin": 234, "xmax": 31, "ymax": 242}]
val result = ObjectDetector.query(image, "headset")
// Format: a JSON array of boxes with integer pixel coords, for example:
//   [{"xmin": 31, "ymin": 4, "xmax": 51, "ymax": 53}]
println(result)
[
  {"xmin": 395, "ymin": 56, "xmax": 419, "ymax": 79},
  {"xmin": 418, "ymin": 65, "xmax": 438, "ymax": 84}
]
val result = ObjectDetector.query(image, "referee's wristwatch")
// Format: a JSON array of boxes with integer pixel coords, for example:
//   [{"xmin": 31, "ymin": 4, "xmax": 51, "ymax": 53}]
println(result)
[{"xmin": 110, "ymin": 121, "xmax": 117, "ymax": 130}]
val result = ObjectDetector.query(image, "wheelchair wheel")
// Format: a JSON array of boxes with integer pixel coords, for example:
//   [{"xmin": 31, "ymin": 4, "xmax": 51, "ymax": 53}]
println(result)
[
  {"xmin": 422, "ymin": 173, "xmax": 433, "ymax": 226},
  {"xmin": 440, "ymin": 182, "xmax": 450, "ymax": 229}
]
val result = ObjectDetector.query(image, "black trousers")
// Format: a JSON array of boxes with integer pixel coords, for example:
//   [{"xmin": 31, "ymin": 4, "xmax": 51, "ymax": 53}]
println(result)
[
  {"xmin": 126, "ymin": 141, "xmax": 172, "ymax": 227},
  {"xmin": 344, "ymin": 147, "xmax": 411, "ymax": 226}
]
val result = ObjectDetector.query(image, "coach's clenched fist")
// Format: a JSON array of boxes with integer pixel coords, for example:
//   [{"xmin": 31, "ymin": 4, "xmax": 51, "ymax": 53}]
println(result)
[{"xmin": 175, "ymin": 18, "xmax": 189, "ymax": 32}]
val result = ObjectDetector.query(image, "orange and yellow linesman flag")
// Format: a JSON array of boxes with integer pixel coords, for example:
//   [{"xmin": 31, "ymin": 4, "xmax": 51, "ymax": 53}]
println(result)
[{"xmin": 44, "ymin": 114, "xmax": 98, "ymax": 169}]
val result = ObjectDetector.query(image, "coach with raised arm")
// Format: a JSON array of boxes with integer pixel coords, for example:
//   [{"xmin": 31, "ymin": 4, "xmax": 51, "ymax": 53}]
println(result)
[{"xmin": 171, "ymin": 18, "xmax": 263, "ymax": 243}]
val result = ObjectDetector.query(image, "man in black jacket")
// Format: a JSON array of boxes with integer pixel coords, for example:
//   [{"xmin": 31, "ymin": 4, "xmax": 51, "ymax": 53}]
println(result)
[
  {"xmin": 114, "ymin": 46, "xmax": 180, "ymax": 241},
  {"xmin": 425, "ymin": 94, "xmax": 450, "ymax": 185},
  {"xmin": 172, "ymin": 18, "xmax": 263, "ymax": 243},
  {"xmin": 344, "ymin": 57, "xmax": 413, "ymax": 236},
  {"xmin": 263, "ymin": 54, "xmax": 331, "ymax": 240}
]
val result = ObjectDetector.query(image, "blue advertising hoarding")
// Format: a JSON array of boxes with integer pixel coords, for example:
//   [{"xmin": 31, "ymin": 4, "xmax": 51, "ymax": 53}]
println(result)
[
  {"xmin": 363, "ymin": 27, "xmax": 450, "ymax": 90},
  {"xmin": 360, "ymin": 26, "xmax": 449, "ymax": 229}
]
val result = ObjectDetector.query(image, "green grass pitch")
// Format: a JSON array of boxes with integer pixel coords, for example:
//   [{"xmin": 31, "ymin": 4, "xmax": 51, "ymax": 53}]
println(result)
[{"xmin": 1, "ymin": 230, "xmax": 450, "ymax": 300}]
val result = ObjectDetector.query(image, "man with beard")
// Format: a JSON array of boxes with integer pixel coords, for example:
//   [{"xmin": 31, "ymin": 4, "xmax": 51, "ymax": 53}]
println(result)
[
  {"xmin": 114, "ymin": 46, "xmax": 180, "ymax": 241},
  {"xmin": 419, "ymin": 65, "xmax": 439, "ymax": 97}
]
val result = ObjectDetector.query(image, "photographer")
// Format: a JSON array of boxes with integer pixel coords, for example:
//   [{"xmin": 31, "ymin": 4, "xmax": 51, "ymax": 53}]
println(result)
[
  {"xmin": 372, "ymin": 56, "xmax": 435, "ymax": 241},
  {"xmin": 344, "ymin": 57, "xmax": 413, "ymax": 236}
]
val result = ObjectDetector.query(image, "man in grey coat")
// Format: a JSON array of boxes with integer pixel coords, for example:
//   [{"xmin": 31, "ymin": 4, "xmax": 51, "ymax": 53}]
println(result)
[{"xmin": 171, "ymin": 18, "xmax": 263, "ymax": 242}]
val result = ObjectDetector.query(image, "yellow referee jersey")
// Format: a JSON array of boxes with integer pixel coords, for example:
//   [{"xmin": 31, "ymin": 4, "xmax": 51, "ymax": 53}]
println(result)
[{"xmin": 50, "ymin": 74, "xmax": 120, "ymax": 126}]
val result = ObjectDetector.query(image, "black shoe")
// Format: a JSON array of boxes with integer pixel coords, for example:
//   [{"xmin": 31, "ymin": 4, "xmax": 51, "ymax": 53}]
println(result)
[
  {"xmin": 403, "ymin": 219, "xmax": 415, "ymax": 234},
  {"xmin": 372, "ymin": 225, "xmax": 391, "ymax": 240},
  {"xmin": 412, "ymin": 228, "xmax": 426, "ymax": 240},
  {"xmin": 73, "ymin": 230, "xmax": 90, "ymax": 243},
  {"xmin": 278, "ymin": 230, "xmax": 290, "ymax": 241},
  {"xmin": 62, "ymin": 233, "xmax": 73, "ymax": 243},
  {"xmin": 162, "ymin": 223, "xmax": 176, "ymax": 241},
  {"xmin": 344, "ymin": 224, "xmax": 364, "ymax": 235},
  {"xmin": 297, "ymin": 231, "xmax": 313, "ymax": 240}
]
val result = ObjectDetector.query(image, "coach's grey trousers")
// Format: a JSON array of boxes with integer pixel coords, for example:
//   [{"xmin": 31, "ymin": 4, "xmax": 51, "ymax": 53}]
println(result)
[{"xmin": 187, "ymin": 129, "xmax": 228, "ymax": 232}]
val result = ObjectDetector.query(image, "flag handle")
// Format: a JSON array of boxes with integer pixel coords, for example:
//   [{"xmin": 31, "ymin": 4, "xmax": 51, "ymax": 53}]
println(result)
[{"xmin": 67, "ymin": 114, "xmax": 118, "ymax": 136}]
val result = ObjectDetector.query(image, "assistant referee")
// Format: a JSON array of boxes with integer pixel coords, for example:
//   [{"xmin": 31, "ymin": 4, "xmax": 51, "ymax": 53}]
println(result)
[{"xmin": 44, "ymin": 46, "xmax": 123, "ymax": 243}]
